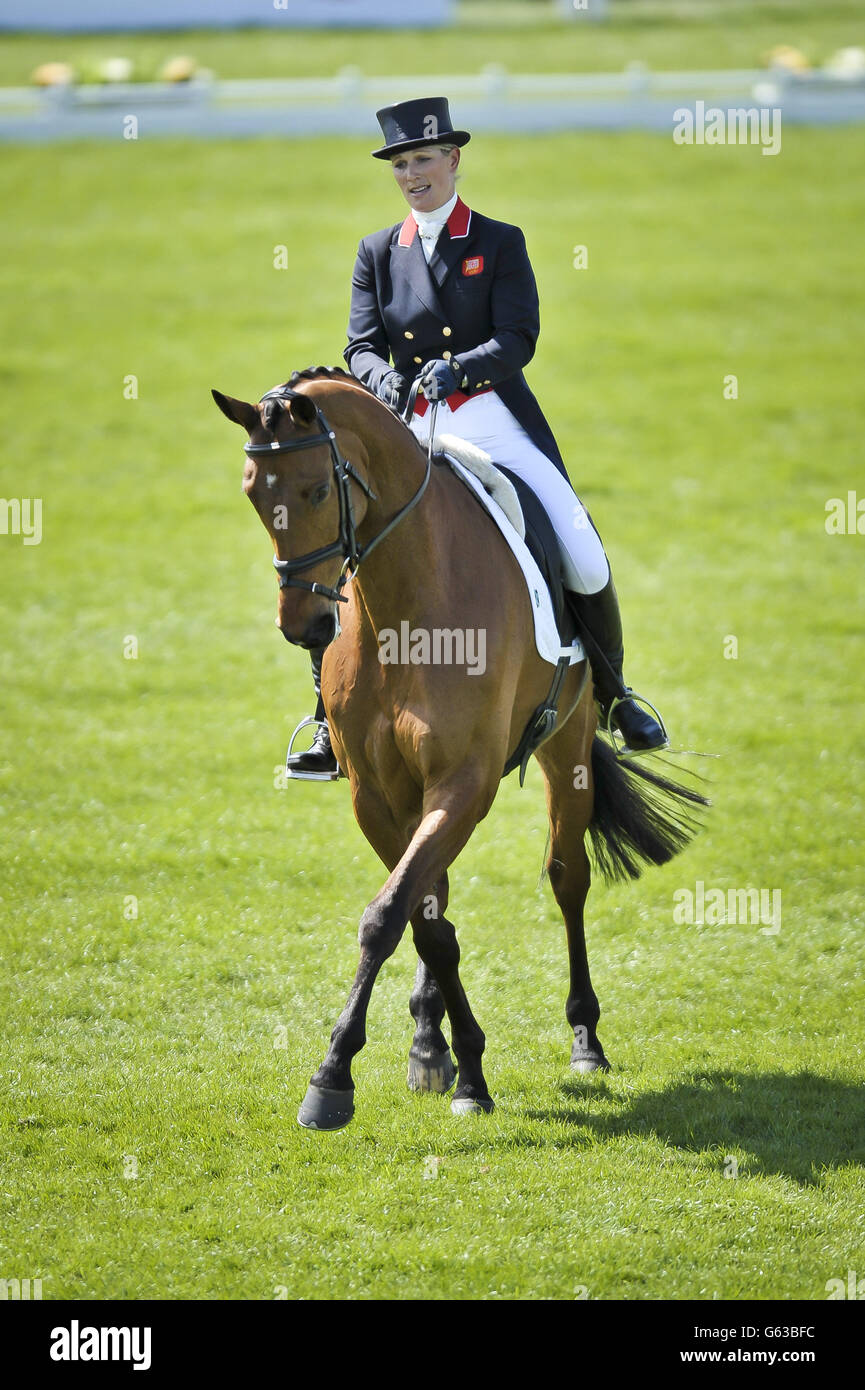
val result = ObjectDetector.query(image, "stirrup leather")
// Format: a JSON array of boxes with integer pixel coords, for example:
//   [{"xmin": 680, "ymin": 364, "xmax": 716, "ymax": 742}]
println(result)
[
  {"xmin": 605, "ymin": 691, "xmax": 670, "ymax": 760},
  {"xmin": 285, "ymin": 716, "xmax": 342, "ymax": 782}
]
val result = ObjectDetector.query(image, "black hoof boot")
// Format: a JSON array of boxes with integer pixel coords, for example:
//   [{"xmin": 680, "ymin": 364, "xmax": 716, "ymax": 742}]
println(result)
[{"xmin": 297, "ymin": 1083, "xmax": 355, "ymax": 1131}]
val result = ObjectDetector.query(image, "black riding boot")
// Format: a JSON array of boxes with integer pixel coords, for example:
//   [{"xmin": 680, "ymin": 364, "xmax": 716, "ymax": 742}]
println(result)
[
  {"xmin": 285, "ymin": 645, "xmax": 340, "ymax": 779},
  {"xmin": 567, "ymin": 575, "xmax": 668, "ymax": 753}
]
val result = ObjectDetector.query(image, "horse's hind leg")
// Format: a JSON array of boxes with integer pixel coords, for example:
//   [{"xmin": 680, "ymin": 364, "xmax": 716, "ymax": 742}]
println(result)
[
  {"xmin": 536, "ymin": 709, "xmax": 610, "ymax": 1073},
  {"xmin": 411, "ymin": 869, "xmax": 492, "ymax": 1115},
  {"xmin": 406, "ymin": 871, "xmax": 463, "ymax": 1095},
  {"xmin": 407, "ymin": 949, "xmax": 456, "ymax": 1094}
]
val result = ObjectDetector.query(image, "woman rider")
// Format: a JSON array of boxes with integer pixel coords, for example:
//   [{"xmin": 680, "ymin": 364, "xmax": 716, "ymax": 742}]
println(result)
[{"xmin": 286, "ymin": 96, "xmax": 667, "ymax": 778}]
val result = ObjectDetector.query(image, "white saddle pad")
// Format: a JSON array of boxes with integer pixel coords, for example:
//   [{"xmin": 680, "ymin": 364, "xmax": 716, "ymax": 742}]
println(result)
[{"xmin": 434, "ymin": 434, "xmax": 585, "ymax": 669}]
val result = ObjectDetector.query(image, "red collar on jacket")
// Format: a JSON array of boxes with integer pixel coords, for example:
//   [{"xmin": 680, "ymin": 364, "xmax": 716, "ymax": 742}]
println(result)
[{"xmin": 397, "ymin": 196, "xmax": 472, "ymax": 248}]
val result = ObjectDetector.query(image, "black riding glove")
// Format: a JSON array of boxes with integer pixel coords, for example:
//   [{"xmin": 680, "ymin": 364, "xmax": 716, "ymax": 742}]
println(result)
[
  {"xmin": 419, "ymin": 358, "xmax": 464, "ymax": 402},
  {"xmin": 378, "ymin": 371, "xmax": 407, "ymax": 409}
]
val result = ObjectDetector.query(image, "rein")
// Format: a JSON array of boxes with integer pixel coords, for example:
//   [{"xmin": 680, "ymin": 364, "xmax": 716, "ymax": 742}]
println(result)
[{"xmin": 244, "ymin": 382, "xmax": 435, "ymax": 605}]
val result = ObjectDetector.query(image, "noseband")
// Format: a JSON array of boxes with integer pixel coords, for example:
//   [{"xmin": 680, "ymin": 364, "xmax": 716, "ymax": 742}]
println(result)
[{"xmin": 244, "ymin": 383, "xmax": 432, "ymax": 605}]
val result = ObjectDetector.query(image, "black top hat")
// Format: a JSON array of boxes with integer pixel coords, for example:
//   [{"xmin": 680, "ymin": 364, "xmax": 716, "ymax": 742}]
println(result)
[{"xmin": 371, "ymin": 96, "xmax": 471, "ymax": 160}]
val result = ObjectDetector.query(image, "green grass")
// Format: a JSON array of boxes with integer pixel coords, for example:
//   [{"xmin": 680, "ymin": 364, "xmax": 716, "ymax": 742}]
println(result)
[
  {"xmin": 1, "ymin": 110, "xmax": 864, "ymax": 1295},
  {"xmin": 0, "ymin": 0, "xmax": 863, "ymax": 85}
]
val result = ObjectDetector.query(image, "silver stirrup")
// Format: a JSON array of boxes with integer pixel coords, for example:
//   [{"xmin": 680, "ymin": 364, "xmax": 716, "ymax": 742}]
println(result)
[
  {"xmin": 285, "ymin": 716, "xmax": 342, "ymax": 782},
  {"xmin": 605, "ymin": 692, "xmax": 670, "ymax": 760}
]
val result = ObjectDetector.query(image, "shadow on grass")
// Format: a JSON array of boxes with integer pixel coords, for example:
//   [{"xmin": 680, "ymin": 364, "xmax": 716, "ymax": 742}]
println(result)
[{"xmin": 520, "ymin": 1070, "xmax": 865, "ymax": 1185}]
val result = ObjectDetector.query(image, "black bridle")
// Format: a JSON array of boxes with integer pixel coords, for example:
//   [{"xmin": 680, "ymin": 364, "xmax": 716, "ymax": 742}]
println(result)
[{"xmin": 244, "ymin": 381, "xmax": 433, "ymax": 605}]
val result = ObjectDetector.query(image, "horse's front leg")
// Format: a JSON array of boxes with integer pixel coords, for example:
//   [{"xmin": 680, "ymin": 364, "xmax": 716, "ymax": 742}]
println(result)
[
  {"xmin": 331, "ymin": 779, "xmax": 455, "ymax": 1097},
  {"xmin": 298, "ymin": 787, "xmax": 489, "ymax": 1131}
]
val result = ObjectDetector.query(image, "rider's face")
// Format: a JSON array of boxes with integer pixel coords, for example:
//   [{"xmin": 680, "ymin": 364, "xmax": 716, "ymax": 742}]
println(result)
[{"xmin": 390, "ymin": 146, "xmax": 460, "ymax": 215}]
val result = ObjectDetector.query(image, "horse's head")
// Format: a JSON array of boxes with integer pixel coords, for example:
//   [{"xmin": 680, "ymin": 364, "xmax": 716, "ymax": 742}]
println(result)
[{"xmin": 212, "ymin": 380, "xmax": 373, "ymax": 648}]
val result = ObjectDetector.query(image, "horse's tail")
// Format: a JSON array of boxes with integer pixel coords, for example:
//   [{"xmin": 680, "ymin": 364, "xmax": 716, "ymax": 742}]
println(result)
[{"xmin": 588, "ymin": 737, "xmax": 709, "ymax": 884}]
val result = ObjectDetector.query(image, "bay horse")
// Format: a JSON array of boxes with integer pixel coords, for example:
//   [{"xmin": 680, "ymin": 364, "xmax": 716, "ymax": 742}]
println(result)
[{"xmin": 212, "ymin": 367, "xmax": 705, "ymax": 1130}]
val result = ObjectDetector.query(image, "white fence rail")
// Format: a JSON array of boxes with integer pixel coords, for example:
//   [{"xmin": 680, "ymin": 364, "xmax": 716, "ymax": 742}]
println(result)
[{"xmin": 2, "ymin": 66, "xmax": 864, "ymax": 141}]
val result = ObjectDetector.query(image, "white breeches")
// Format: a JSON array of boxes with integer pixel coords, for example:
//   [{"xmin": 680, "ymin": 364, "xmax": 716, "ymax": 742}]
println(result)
[{"xmin": 409, "ymin": 391, "xmax": 610, "ymax": 595}]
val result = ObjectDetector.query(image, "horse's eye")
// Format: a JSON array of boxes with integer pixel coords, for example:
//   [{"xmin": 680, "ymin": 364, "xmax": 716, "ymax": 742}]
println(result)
[{"xmin": 312, "ymin": 482, "xmax": 330, "ymax": 506}]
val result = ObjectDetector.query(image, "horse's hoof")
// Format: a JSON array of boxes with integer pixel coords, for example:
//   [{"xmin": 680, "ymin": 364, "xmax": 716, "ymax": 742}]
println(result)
[
  {"xmin": 407, "ymin": 1048, "xmax": 456, "ymax": 1094},
  {"xmin": 570, "ymin": 1054, "xmax": 610, "ymax": 1074},
  {"xmin": 451, "ymin": 1095, "xmax": 494, "ymax": 1116},
  {"xmin": 297, "ymin": 1083, "xmax": 355, "ymax": 1131}
]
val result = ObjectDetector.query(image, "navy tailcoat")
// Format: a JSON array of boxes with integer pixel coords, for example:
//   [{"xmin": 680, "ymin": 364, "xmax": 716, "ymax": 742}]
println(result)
[{"xmin": 343, "ymin": 197, "xmax": 570, "ymax": 483}]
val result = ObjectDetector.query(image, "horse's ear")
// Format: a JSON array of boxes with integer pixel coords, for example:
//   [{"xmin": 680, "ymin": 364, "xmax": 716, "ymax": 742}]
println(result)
[
  {"xmin": 287, "ymin": 394, "xmax": 317, "ymax": 429},
  {"xmin": 211, "ymin": 389, "xmax": 259, "ymax": 434}
]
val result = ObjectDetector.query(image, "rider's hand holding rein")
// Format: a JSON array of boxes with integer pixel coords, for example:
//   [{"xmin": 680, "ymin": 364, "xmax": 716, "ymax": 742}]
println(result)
[
  {"xmin": 419, "ymin": 358, "xmax": 465, "ymax": 402},
  {"xmin": 379, "ymin": 370, "xmax": 408, "ymax": 410}
]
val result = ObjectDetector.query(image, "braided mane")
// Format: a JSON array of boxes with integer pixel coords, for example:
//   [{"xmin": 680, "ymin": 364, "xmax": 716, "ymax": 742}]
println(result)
[
  {"xmin": 272, "ymin": 364, "xmax": 420, "ymax": 445},
  {"xmin": 281, "ymin": 365, "xmax": 379, "ymax": 399}
]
